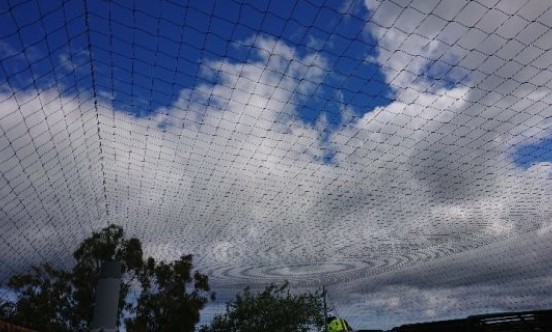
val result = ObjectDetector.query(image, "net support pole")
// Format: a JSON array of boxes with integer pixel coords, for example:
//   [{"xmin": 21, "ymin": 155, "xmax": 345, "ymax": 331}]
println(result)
[
  {"xmin": 323, "ymin": 285, "xmax": 329, "ymax": 332},
  {"xmin": 91, "ymin": 261, "xmax": 122, "ymax": 332}
]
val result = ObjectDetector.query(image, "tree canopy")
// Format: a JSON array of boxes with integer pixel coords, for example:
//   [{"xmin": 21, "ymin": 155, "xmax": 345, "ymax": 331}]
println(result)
[
  {"xmin": 200, "ymin": 282, "xmax": 324, "ymax": 332},
  {"xmin": 0, "ymin": 224, "xmax": 214, "ymax": 332},
  {"xmin": 125, "ymin": 254, "xmax": 215, "ymax": 331}
]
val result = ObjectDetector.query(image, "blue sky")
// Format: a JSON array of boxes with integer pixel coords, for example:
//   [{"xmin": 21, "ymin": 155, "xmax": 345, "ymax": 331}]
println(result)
[
  {"xmin": 5, "ymin": 0, "xmax": 548, "ymax": 168},
  {"xmin": 514, "ymin": 136, "xmax": 552, "ymax": 169},
  {"xmin": 1, "ymin": 0, "xmax": 393, "ymax": 128},
  {"xmin": 2, "ymin": 0, "xmax": 552, "ymax": 330}
]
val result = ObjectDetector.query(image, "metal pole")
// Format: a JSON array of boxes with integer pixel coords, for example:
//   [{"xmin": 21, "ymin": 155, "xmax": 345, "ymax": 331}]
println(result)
[
  {"xmin": 91, "ymin": 261, "xmax": 122, "ymax": 332},
  {"xmin": 323, "ymin": 285, "xmax": 328, "ymax": 332}
]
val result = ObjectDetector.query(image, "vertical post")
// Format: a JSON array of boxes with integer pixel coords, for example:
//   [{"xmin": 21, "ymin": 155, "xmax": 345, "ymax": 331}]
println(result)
[
  {"xmin": 323, "ymin": 285, "xmax": 328, "ymax": 332},
  {"xmin": 91, "ymin": 261, "xmax": 121, "ymax": 332}
]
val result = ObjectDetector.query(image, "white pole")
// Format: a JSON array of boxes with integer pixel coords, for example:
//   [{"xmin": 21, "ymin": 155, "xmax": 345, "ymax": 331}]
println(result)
[{"xmin": 91, "ymin": 261, "xmax": 121, "ymax": 332}]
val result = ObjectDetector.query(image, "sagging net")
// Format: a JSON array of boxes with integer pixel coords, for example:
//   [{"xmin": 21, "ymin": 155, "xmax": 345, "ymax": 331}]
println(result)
[{"xmin": 1, "ymin": 0, "xmax": 552, "ymax": 328}]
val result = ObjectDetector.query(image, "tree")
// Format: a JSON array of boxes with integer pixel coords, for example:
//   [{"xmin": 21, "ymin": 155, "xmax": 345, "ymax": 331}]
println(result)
[
  {"xmin": 200, "ymin": 282, "xmax": 324, "ymax": 332},
  {"xmin": 0, "ymin": 224, "xmax": 214, "ymax": 332},
  {"xmin": 124, "ymin": 255, "xmax": 215, "ymax": 332},
  {"xmin": 70, "ymin": 224, "xmax": 144, "ymax": 330},
  {"xmin": 0, "ymin": 264, "xmax": 73, "ymax": 332}
]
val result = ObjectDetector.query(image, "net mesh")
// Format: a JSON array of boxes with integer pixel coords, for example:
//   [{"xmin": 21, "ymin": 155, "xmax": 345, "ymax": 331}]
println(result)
[{"xmin": 1, "ymin": 0, "xmax": 552, "ymax": 328}]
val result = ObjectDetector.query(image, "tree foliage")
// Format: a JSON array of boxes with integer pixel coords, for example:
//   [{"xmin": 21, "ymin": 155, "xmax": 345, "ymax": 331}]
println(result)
[
  {"xmin": 0, "ymin": 264, "xmax": 73, "ymax": 332},
  {"xmin": 0, "ymin": 224, "xmax": 213, "ymax": 332},
  {"xmin": 200, "ymin": 282, "xmax": 324, "ymax": 332},
  {"xmin": 125, "ymin": 255, "xmax": 215, "ymax": 332}
]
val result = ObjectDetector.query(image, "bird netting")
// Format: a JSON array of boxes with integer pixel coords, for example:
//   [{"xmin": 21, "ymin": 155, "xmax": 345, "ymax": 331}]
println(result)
[{"xmin": 1, "ymin": 0, "xmax": 552, "ymax": 329}]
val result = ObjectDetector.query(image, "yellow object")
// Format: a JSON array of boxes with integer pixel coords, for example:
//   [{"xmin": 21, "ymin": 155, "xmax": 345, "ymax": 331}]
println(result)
[{"xmin": 328, "ymin": 317, "xmax": 351, "ymax": 332}]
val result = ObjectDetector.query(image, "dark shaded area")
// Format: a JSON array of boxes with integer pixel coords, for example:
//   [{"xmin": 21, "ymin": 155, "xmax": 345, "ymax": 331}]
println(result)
[
  {"xmin": 0, "ymin": 320, "xmax": 37, "ymax": 332},
  {"xmin": 385, "ymin": 309, "xmax": 552, "ymax": 332}
]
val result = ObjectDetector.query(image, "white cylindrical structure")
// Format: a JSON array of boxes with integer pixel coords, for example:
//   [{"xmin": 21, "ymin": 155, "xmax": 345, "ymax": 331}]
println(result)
[{"xmin": 91, "ymin": 261, "xmax": 122, "ymax": 332}]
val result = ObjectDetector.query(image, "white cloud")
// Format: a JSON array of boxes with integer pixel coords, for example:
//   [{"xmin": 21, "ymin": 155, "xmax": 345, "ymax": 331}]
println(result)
[{"xmin": 325, "ymin": 223, "xmax": 552, "ymax": 328}]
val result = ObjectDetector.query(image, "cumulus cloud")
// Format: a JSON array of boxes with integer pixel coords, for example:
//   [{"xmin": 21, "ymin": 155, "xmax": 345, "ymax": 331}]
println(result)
[
  {"xmin": 0, "ymin": 88, "xmax": 105, "ymax": 273},
  {"xmin": 327, "ymin": 226, "xmax": 552, "ymax": 329},
  {"xmin": 314, "ymin": 0, "xmax": 552, "ymax": 327},
  {"xmin": 1, "ymin": 35, "xmax": 332, "ymax": 279}
]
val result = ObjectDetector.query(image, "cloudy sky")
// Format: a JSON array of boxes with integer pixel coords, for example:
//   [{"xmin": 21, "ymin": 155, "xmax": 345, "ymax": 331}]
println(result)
[{"xmin": 1, "ymin": 0, "xmax": 552, "ymax": 329}]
